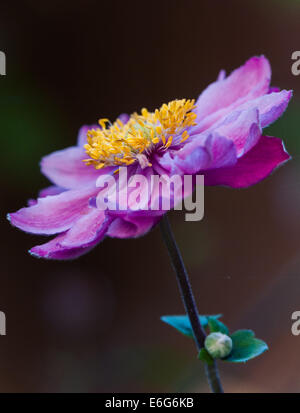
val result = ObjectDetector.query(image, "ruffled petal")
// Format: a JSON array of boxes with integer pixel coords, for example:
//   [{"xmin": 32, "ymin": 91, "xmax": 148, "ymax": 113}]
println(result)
[
  {"xmin": 8, "ymin": 187, "xmax": 98, "ymax": 235},
  {"xmin": 213, "ymin": 108, "xmax": 261, "ymax": 155},
  {"xmin": 160, "ymin": 133, "xmax": 237, "ymax": 175},
  {"xmin": 203, "ymin": 135, "xmax": 290, "ymax": 188},
  {"xmin": 38, "ymin": 185, "xmax": 66, "ymax": 197},
  {"xmin": 237, "ymin": 89, "xmax": 292, "ymax": 128},
  {"xmin": 59, "ymin": 208, "xmax": 109, "ymax": 248},
  {"xmin": 29, "ymin": 209, "xmax": 112, "ymax": 259},
  {"xmin": 30, "ymin": 233, "xmax": 96, "ymax": 260},
  {"xmin": 195, "ymin": 56, "xmax": 271, "ymax": 121},
  {"xmin": 192, "ymin": 89, "xmax": 292, "ymax": 135},
  {"xmin": 41, "ymin": 146, "xmax": 114, "ymax": 189},
  {"xmin": 27, "ymin": 186, "xmax": 66, "ymax": 206}
]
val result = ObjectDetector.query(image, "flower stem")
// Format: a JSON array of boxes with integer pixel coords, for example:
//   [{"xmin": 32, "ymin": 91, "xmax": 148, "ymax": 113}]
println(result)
[{"xmin": 159, "ymin": 214, "xmax": 224, "ymax": 393}]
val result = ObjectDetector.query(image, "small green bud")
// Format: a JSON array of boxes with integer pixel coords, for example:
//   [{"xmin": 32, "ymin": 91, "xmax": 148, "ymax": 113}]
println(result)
[{"xmin": 204, "ymin": 332, "xmax": 233, "ymax": 359}]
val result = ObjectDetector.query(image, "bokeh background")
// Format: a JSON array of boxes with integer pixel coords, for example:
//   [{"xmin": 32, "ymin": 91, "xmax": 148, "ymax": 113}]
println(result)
[{"xmin": 1, "ymin": 0, "xmax": 300, "ymax": 392}]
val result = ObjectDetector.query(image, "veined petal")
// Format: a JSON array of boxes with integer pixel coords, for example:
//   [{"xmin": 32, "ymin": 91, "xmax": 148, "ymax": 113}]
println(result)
[
  {"xmin": 192, "ymin": 89, "xmax": 292, "ymax": 135},
  {"xmin": 29, "ymin": 210, "xmax": 112, "ymax": 260},
  {"xmin": 38, "ymin": 185, "xmax": 66, "ymax": 198},
  {"xmin": 8, "ymin": 186, "xmax": 98, "ymax": 235},
  {"xmin": 30, "ymin": 233, "xmax": 97, "ymax": 260},
  {"xmin": 60, "ymin": 208, "xmax": 109, "ymax": 248},
  {"xmin": 161, "ymin": 133, "xmax": 237, "ymax": 175},
  {"xmin": 213, "ymin": 108, "xmax": 262, "ymax": 155},
  {"xmin": 27, "ymin": 186, "xmax": 66, "ymax": 207},
  {"xmin": 195, "ymin": 56, "xmax": 271, "ymax": 121},
  {"xmin": 159, "ymin": 144, "xmax": 210, "ymax": 175},
  {"xmin": 41, "ymin": 146, "xmax": 115, "ymax": 189},
  {"xmin": 237, "ymin": 89, "xmax": 292, "ymax": 128},
  {"xmin": 203, "ymin": 135, "xmax": 290, "ymax": 188}
]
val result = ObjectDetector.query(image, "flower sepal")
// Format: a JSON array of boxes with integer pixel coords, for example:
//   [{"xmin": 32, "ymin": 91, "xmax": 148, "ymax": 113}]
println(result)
[{"xmin": 198, "ymin": 348, "xmax": 214, "ymax": 365}]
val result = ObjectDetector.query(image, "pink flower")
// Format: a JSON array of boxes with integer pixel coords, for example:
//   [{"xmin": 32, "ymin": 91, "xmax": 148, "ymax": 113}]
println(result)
[{"xmin": 8, "ymin": 56, "xmax": 292, "ymax": 259}]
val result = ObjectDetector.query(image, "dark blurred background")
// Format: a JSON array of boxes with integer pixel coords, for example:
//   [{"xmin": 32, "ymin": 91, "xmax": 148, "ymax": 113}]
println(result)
[{"xmin": 1, "ymin": 0, "xmax": 300, "ymax": 392}]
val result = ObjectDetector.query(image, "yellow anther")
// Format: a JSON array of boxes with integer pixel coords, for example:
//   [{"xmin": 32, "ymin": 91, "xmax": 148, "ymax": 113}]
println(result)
[
  {"xmin": 156, "ymin": 126, "xmax": 162, "ymax": 135},
  {"xmin": 165, "ymin": 136, "xmax": 173, "ymax": 148},
  {"xmin": 98, "ymin": 118, "xmax": 109, "ymax": 129},
  {"xmin": 180, "ymin": 130, "xmax": 189, "ymax": 143},
  {"xmin": 141, "ymin": 108, "xmax": 149, "ymax": 117},
  {"xmin": 95, "ymin": 162, "xmax": 105, "ymax": 169},
  {"xmin": 84, "ymin": 99, "xmax": 197, "ymax": 169}
]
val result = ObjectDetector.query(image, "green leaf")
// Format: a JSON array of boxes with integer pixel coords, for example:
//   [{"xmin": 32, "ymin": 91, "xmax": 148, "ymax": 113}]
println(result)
[
  {"xmin": 161, "ymin": 314, "xmax": 221, "ymax": 337},
  {"xmin": 208, "ymin": 317, "xmax": 229, "ymax": 335},
  {"xmin": 198, "ymin": 348, "xmax": 214, "ymax": 365},
  {"xmin": 230, "ymin": 329, "xmax": 255, "ymax": 343},
  {"xmin": 224, "ymin": 330, "xmax": 268, "ymax": 363}
]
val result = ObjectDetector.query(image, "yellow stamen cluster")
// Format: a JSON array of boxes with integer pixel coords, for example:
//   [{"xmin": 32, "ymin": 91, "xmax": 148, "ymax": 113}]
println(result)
[{"xmin": 84, "ymin": 99, "xmax": 197, "ymax": 169}]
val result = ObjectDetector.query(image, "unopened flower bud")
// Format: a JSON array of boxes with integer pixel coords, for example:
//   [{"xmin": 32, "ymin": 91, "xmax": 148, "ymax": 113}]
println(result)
[{"xmin": 204, "ymin": 332, "xmax": 232, "ymax": 359}]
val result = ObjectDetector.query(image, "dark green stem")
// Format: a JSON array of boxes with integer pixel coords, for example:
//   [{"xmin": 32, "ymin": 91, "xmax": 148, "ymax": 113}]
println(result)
[{"xmin": 159, "ymin": 214, "xmax": 224, "ymax": 393}]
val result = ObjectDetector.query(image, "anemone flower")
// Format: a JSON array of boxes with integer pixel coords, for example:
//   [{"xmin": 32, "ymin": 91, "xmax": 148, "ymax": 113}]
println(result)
[{"xmin": 8, "ymin": 56, "xmax": 291, "ymax": 260}]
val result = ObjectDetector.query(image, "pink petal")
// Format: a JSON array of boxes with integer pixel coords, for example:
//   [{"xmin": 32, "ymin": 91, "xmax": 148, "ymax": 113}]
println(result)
[
  {"xmin": 29, "ymin": 210, "xmax": 112, "ymax": 260},
  {"xmin": 27, "ymin": 199, "xmax": 36, "ymax": 207},
  {"xmin": 30, "ymin": 233, "xmax": 95, "ymax": 260},
  {"xmin": 118, "ymin": 113, "xmax": 130, "ymax": 124},
  {"xmin": 107, "ymin": 216, "xmax": 159, "ymax": 238},
  {"xmin": 162, "ymin": 133, "xmax": 237, "ymax": 175},
  {"xmin": 213, "ymin": 108, "xmax": 261, "ymax": 155},
  {"xmin": 60, "ymin": 208, "xmax": 109, "ymax": 248},
  {"xmin": 238, "ymin": 89, "xmax": 292, "ymax": 128},
  {"xmin": 41, "ymin": 146, "xmax": 114, "ymax": 189},
  {"xmin": 195, "ymin": 56, "xmax": 271, "ymax": 121},
  {"xmin": 217, "ymin": 69, "xmax": 226, "ymax": 81},
  {"xmin": 107, "ymin": 218, "xmax": 137, "ymax": 238},
  {"xmin": 8, "ymin": 187, "xmax": 98, "ymax": 235},
  {"xmin": 269, "ymin": 86, "xmax": 280, "ymax": 93},
  {"xmin": 193, "ymin": 89, "xmax": 292, "ymax": 135},
  {"xmin": 27, "ymin": 186, "xmax": 65, "ymax": 207},
  {"xmin": 39, "ymin": 185, "xmax": 66, "ymax": 197},
  {"xmin": 204, "ymin": 135, "xmax": 290, "ymax": 188}
]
